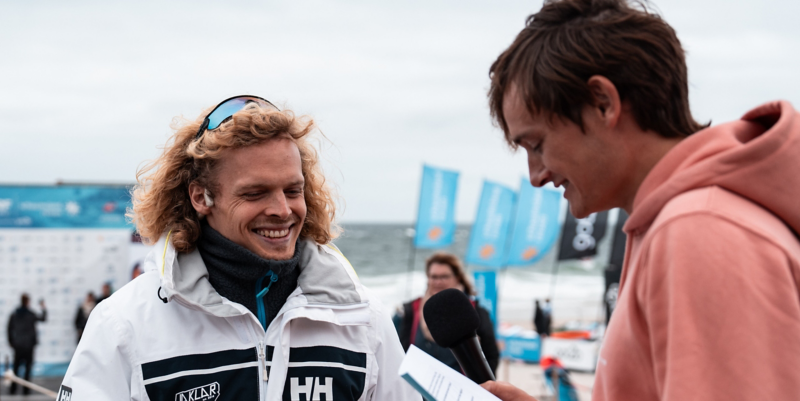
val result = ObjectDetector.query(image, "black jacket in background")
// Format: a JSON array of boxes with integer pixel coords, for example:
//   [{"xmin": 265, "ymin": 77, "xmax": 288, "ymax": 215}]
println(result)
[
  {"xmin": 398, "ymin": 296, "xmax": 499, "ymax": 374},
  {"xmin": 7, "ymin": 306, "xmax": 46, "ymax": 350},
  {"xmin": 534, "ymin": 305, "xmax": 548, "ymax": 335}
]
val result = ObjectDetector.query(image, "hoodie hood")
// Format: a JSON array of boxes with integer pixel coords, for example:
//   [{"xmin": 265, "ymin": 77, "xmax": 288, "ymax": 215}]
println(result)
[{"xmin": 626, "ymin": 100, "xmax": 800, "ymax": 236}]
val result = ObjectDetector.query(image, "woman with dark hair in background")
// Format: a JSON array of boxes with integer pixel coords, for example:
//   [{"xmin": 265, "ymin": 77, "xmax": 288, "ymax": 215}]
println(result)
[
  {"xmin": 397, "ymin": 252, "xmax": 499, "ymax": 374},
  {"xmin": 74, "ymin": 292, "xmax": 96, "ymax": 343}
]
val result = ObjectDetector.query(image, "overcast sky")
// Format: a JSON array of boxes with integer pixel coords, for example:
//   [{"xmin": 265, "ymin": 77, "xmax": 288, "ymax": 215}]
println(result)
[{"xmin": 1, "ymin": 0, "xmax": 798, "ymax": 223}]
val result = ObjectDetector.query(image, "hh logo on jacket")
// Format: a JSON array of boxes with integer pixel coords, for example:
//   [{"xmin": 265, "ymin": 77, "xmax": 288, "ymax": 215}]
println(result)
[
  {"xmin": 291, "ymin": 377, "xmax": 332, "ymax": 401},
  {"xmin": 176, "ymin": 382, "xmax": 220, "ymax": 401},
  {"xmin": 280, "ymin": 345, "xmax": 368, "ymax": 401},
  {"xmin": 57, "ymin": 385, "xmax": 73, "ymax": 401}
]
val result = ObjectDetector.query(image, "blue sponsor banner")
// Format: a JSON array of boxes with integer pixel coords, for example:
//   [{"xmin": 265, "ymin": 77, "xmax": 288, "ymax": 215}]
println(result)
[
  {"xmin": 414, "ymin": 165, "xmax": 459, "ymax": 248},
  {"xmin": 473, "ymin": 270, "xmax": 498, "ymax": 329},
  {"xmin": 506, "ymin": 178, "xmax": 562, "ymax": 266},
  {"xmin": 499, "ymin": 334, "xmax": 541, "ymax": 363},
  {"xmin": 0, "ymin": 185, "xmax": 132, "ymax": 228},
  {"xmin": 465, "ymin": 181, "xmax": 516, "ymax": 268}
]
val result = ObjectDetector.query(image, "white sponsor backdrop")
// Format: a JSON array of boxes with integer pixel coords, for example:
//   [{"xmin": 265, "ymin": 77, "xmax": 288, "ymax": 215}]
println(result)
[
  {"xmin": 541, "ymin": 338, "xmax": 600, "ymax": 372},
  {"xmin": 0, "ymin": 228, "xmax": 152, "ymax": 374}
]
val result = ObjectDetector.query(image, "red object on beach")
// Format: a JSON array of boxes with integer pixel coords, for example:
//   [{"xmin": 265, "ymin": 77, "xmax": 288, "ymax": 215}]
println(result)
[
  {"xmin": 540, "ymin": 356, "xmax": 564, "ymax": 369},
  {"xmin": 550, "ymin": 330, "xmax": 592, "ymax": 340}
]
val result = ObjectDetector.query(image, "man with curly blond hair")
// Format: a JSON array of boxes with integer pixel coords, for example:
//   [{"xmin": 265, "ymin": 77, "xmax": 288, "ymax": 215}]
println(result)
[{"xmin": 60, "ymin": 96, "xmax": 417, "ymax": 401}]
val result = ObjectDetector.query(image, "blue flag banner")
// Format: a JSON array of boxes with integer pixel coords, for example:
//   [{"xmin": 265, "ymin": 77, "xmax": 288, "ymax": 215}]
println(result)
[
  {"xmin": 0, "ymin": 185, "xmax": 132, "ymax": 228},
  {"xmin": 506, "ymin": 179, "xmax": 563, "ymax": 266},
  {"xmin": 414, "ymin": 165, "xmax": 459, "ymax": 248},
  {"xmin": 465, "ymin": 181, "xmax": 516, "ymax": 268},
  {"xmin": 473, "ymin": 270, "xmax": 498, "ymax": 329}
]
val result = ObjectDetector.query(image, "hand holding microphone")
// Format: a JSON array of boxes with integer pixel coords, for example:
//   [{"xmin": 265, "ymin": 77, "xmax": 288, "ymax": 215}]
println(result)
[
  {"xmin": 422, "ymin": 288, "xmax": 496, "ymax": 384},
  {"xmin": 423, "ymin": 288, "xmax": 536, "ymax": 400}
]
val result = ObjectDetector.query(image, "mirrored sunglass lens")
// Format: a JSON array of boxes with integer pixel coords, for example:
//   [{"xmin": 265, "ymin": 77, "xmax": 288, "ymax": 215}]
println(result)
[{"xmin": 207, "ymin": 98, "xmax": 250, "ymax": 130}]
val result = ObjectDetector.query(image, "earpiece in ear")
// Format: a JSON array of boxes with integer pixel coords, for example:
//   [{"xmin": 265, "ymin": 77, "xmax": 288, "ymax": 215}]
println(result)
[{"xmin": 204, "ymin": 189, "xmax": 215, "ymax": 207}]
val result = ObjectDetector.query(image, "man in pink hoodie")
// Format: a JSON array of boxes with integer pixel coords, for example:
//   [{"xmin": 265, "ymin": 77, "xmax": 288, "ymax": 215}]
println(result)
[{"xmin": 480, "ymin": 0, "xmax": 800, "ymax": 400}]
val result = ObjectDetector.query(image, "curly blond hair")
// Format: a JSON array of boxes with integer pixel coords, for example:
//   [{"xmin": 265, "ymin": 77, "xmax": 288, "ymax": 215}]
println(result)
[{"xmin": 128, "ymin": 102, "xmax": 338, "ymax": 253}]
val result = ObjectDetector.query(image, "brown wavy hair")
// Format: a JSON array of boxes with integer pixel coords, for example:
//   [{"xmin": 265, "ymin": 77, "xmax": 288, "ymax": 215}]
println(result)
[
  {"xmin": 425, "ymin": 252, "xmax": 475, "ymax": 296},
  {"xmin": 128, "ymin": 102, "xmax": 338, "ymax": 253},
  {"xmin": 489, "ymin": 0, "xmax": 708, "ymax": 144}
]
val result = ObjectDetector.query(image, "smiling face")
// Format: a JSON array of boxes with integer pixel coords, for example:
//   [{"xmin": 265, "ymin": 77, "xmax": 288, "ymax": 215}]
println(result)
[
  {"xmin": 201, "ymin": 138, "xmax": 307, "ymax": 260},
  {"xmin": 502, "ymin": 86, "xmax": 628, "ymax": 218}
]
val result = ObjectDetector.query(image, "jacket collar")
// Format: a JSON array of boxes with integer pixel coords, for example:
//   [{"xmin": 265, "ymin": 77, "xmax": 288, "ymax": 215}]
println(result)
[{"xmin": 148, "ymin": 234, "xmax": 368, "ymax": 317}]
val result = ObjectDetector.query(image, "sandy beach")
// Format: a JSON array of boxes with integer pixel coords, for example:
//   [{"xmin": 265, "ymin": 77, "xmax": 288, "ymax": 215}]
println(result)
[{"xmin": 497, "ymin": 358, "xmax": 596, "ymax": 401}]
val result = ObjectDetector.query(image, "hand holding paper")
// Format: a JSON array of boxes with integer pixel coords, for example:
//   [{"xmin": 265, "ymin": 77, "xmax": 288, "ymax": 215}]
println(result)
[
  {"xmin": 399, "ymin": 345, "xmax": 501, "ymax": 401},
  {"xmin": 480, "ymin": 381, "xmax": 538, "ymax": 401}
]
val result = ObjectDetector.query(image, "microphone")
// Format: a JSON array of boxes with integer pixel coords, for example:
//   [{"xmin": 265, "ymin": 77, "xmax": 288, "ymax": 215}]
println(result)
[{"xmin": 423, "ymin": 288, "xmax": 496, "ymax": 384}]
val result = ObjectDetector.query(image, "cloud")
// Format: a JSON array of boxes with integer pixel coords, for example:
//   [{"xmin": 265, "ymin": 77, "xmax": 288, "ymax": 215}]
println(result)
[{"xmin": 1, "ymin": 0, "xmax": 797, "ymax": 222}]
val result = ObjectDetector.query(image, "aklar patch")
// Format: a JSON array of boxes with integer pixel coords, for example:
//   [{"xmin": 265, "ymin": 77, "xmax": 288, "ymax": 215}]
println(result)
[{"xmin": 175, "ymin": 382, "xmax": 220, "ymax": 401}]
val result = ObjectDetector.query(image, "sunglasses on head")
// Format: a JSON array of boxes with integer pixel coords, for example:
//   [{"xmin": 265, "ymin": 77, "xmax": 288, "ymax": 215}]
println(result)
[{"xmin": 195, "ymin": 95, "xmax": 279, "ymax": 140}]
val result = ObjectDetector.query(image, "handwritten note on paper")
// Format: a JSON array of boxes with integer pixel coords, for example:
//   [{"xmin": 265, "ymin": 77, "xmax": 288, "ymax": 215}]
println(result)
[{"xmin": 399, "ymin": 345, "xmax": 501, "ymax": 401}]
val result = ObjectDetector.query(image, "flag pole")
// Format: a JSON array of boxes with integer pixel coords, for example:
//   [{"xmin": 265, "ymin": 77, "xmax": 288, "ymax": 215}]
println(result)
[
  {"xmin": 406, "ymin": 165, "xmax": 426, "ymax": 302},
  {"xmin": 405, "ymin": 232, "xmax": 417, "ymax": 300},
  {"xmin": 548, "ymin": 203, "xmax": 568, "ymax": 302}
]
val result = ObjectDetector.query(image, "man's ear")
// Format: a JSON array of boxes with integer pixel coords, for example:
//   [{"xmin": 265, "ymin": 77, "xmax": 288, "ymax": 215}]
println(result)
[
  {"xmin": 586, "ymin": 75, "xmax": 621, "ymax": 128},
  {"xmin": 188, "ymin": 182, "xmax": 213, "ymax": 217}
]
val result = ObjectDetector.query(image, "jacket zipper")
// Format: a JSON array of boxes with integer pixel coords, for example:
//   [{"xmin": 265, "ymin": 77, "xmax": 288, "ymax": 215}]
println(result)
[
  {"xmin": 167, "ymin": 286, "xmax": 371, "ymax": 401},
  {"xmin": 172, "ymin": 295, "xmax": 269, "ymax": 399},
  {"xmin": 258, "ymin": 340, "xmax": 268, "ymax": 382}
]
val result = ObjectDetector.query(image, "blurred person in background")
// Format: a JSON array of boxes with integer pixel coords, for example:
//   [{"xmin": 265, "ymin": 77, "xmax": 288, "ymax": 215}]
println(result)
[
  {"xmin": 130, "ymin": 261, "xmax": 143, "ymax": 280},
  {"xmin": 481, "ymin": 0, "xmax": 800, "ymax": 399},
  {"xmin": 73, "ymin": 292, "xmax": 95, "ymax": 344},
  {"xmin": 398, "ymin": 252, "xmax": 499, "ymax": 375},
  {"xmin": 542, "ymin": 298, "xmax": 552, "ymax": 336},
  {"xmin": 6, "ymin": 293, "xmax": 46, "ymax": 395},
  {"xmin": 532, "ymin": 300, "xmax": 547, "ymax": 337},
  {"xmin": 59, "ymin": 95, "xmax": 416, "ymax": 401},
  {"xmin": 95, "ymin": 282, "xmax": 113, "ymax": 303}
]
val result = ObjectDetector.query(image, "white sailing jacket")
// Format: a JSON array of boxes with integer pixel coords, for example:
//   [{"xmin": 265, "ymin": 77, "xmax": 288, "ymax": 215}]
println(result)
[{"xmin": 60, "ymin": 234, "xmax": 418, "ymax": 401}]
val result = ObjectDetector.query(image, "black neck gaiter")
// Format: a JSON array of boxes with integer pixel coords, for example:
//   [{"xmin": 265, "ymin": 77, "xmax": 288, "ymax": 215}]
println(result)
[{"xmin": 197, "ymin": 222, "xmax": 302, "ymax": 330}]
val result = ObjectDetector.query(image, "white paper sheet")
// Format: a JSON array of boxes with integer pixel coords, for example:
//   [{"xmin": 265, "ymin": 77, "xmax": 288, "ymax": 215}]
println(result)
[{"xmin": 398, "ymin": 345, "xmax": 501, "ymax": 401}]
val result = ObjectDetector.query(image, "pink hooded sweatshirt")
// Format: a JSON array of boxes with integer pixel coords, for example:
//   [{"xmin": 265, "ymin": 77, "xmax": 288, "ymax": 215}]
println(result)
[{"xmin": 593, "ymin": 101, "xmax": 800, "ymax": 401}]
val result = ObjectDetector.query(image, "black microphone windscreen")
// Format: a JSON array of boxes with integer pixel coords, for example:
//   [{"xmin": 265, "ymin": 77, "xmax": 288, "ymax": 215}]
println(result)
[{"xmin": 423, "ymin": 288, "xmax": 480, "ymax": 348}]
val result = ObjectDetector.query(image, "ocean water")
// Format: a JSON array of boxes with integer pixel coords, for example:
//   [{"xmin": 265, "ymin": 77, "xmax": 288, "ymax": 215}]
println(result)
[{"xmin": 333, "ymin": 224, "xmax": 607, "ymax": 327}]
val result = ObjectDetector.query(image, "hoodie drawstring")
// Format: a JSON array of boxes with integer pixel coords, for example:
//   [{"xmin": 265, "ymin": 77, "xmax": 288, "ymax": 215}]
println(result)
[{"xmin": 255, "ymin": 271, "xmax": 279, "ymax": 330}]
